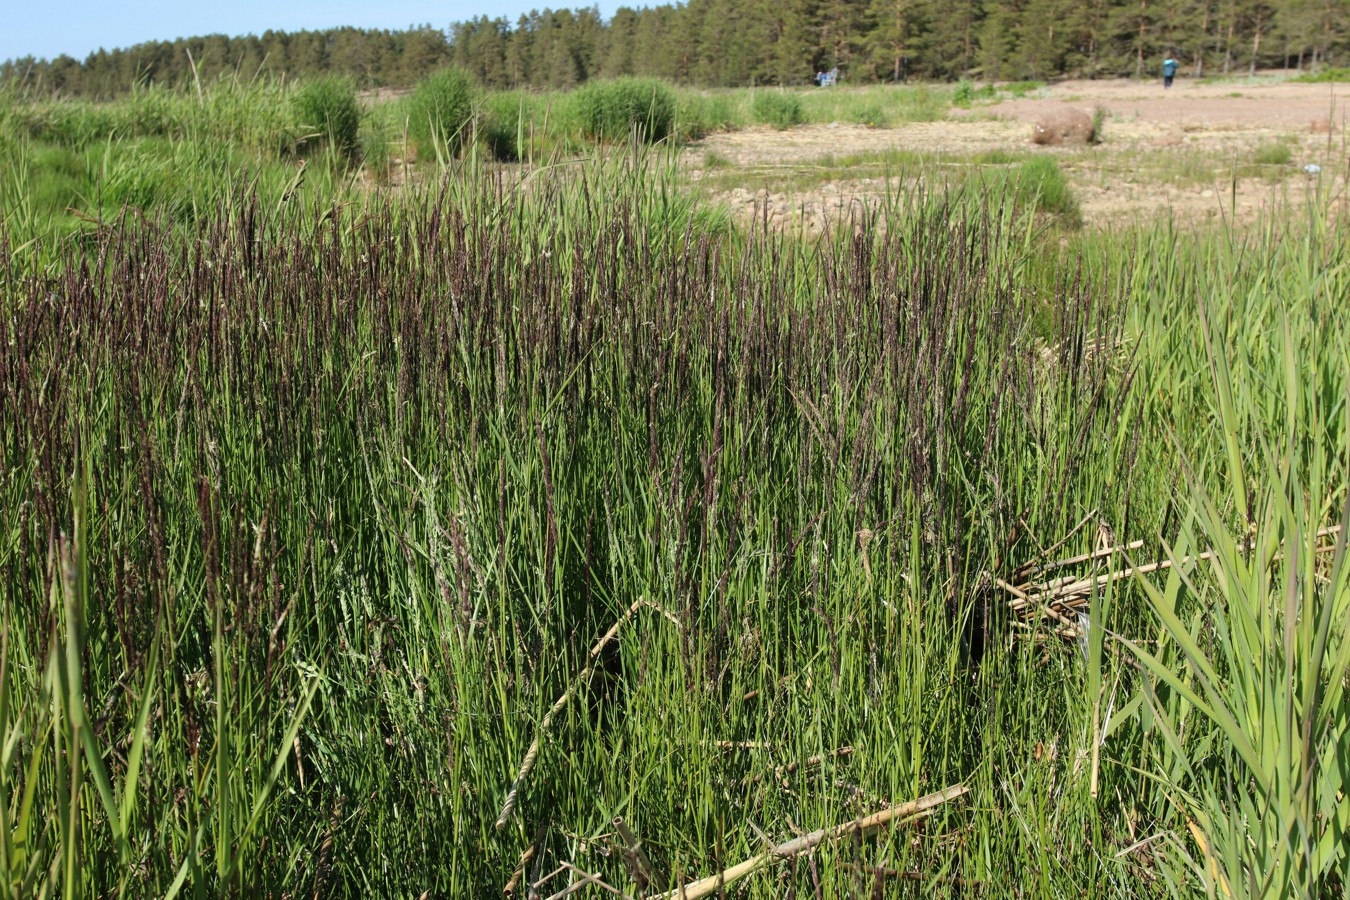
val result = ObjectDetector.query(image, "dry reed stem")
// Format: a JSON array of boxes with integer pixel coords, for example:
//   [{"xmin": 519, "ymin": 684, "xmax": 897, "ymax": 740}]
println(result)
[
  {"xmin": 613, "ymin": 816, "xmax": 664, "ymax": 892},
  {"xmin": 540, "ymin": 862, "xmax": 633, "ymax": 900},
  {"xmin": 495, "ymin": 598, "xmax": 651, "ymax": 829},
  {"xmin": 1001, "ymin": 525, "xmax": 1343, "ymax": 639},
  {"xmin": 1018, "ymin": 540, "xmax": 1145, "ymax": 579},
  {"xmin": 744, "ymin": 745, "xmax": 857, "ymax": 787},
  {"xmin": 505, "ymin": 826, "xmax": 546, "ymax": 895},
  {"xmin": 655, "ymin": 783, "xmax": 968, "ymax": 899}
]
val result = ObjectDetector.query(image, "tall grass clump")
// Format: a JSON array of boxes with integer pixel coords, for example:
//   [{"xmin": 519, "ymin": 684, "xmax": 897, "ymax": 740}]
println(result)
[
  {"xmin": 1293, "ymin": 66, "xmax": 1350, "ymax": 82},
  {"xmin": 406, "ymin": 67, "xmax": 476, "ymax": 159},
  {"xmin": 479, "ymin": 90, "xmax": 531, "ymax": 160},
  {"xmin": 1253, "ymin": 141, "xmax": 1293, "ymax": 166},
  {"xmin": 5, "ymin": 81, "xmax": 293, "ymax": 156},
  {"xmin": 569, "ymin": 77, "xmax": 676, "ymax": 143},
  {"xmin": 675, "ymin": 90, "xmax": 743, "ymax": 138},
  {"xmin": 292, "ymin": 75, "xmax": 360, "ymax": 158},
  {"xmin": 751, "ymin": 89, "xmax": 804, "ymax": 128},
  {"xmin": 0, "ymin": 151, "xmax": 1150, "ymax": 894},
  {"xmin": 798, "ymin": 84, "xmax": 947, "ymax": 124},
  {"xmin": 3, "ymin": 127, "xmax": 1348, "ymax": 897},
  {"xmin": 1119, "ymin": 219, "xmax": 1350, "ymax": 897},
  {"xmin": 990, "ymin": 155, "xmax": 1082, "ymax": 226}
]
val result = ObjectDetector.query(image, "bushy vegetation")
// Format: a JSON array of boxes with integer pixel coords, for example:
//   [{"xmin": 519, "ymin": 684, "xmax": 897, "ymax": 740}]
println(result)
[
  {"xmin": 752, "ymin": 89, "xmax": 804, "ymax": 128},
  {"xmin": 406, "ymin": 67, "xmax": 476, "ymax": 159},
  {"xmin": 1253, "ymin": 141, "xmax": 1293, "ymax": 165},
  {"xmin": 676, "ymin": 91, "xmax": 742, "ymax": 137},
  {"xmin": 291, "ymin": 75, "xmax": 360, "ymax": 157},
  {"xmin": 1, "ymin": 81, "xmax": 292, "ymax": 154},
  {"xmin": 479, "ymin": 90, "xmax": 533, "ymax": 161},
  {"xmin": 570, "ymin": 77, "xmax": 677, "ymax": 142},
  {"xmin": 985, "ymin": 155, "xmax": 1082, "ymax": 226},
  {"xmin": 799, "ymin": 83, "xmax": 948, "ymax": 124},
  {"xmin": 1292, "ymin": 66, "xmax": 1350, "ymax": 82}
]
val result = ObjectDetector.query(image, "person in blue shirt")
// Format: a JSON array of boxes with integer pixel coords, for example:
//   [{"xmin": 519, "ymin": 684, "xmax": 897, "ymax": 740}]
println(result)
[{"xmin": 1163, "ymin": 57, "xmax": 1179, "ymax": 89}]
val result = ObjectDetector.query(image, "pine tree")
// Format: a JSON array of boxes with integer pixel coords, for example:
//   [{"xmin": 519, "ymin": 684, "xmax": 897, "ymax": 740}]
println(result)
[
  {"xmin": 979, "ymin": 0, "xmax": 1021, "ymax": 79},
  {"xmin": 599, "ymin": 7, "xmax": 639, "ymax": 77},
  {"xmin": 768, "ymin": 0, "xmax": 819, "ymax": 84},
  {"xmin": 818, "ymin": 0, "xmax": 872, "ymax": 74},
  {"xmin": 868, "ymin": 0, "xmax": 924, "ymax": 80}
]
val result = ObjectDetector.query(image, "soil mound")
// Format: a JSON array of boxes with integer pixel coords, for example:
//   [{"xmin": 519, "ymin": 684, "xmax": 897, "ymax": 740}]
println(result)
[{"xmin": 1032, "ymin": 108, "xmax": 1095, "ymax": 145}]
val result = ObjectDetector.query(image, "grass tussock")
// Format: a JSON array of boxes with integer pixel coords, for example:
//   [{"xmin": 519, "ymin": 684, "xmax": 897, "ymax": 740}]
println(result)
[
  {"xmin": 751, "ymin": 89, "xmax": 805, "ymax": 128},
  {"xmin": 406, "ymin": 67, "xmax": 476, "ymax": 160}
]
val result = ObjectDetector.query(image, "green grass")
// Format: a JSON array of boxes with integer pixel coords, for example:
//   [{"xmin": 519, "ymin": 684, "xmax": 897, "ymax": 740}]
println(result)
[
  {"xmin": 1, "ymin": 75, "xmax": 1348, "ymax": 900},
  {"xmin": 570, "ymin": 77, "xmax": 677, "ymax": 143},
  {"xmin": 1253, "ymin": 141, "xmax": 1294, "ymax": 166},
  {"xmin": 751, "ymin": 89, "xmax": 804, "ymax": 128},
  {"xmin": 292, "ymin": 75, "xmax": 361, "ymax": 158},
  {"xmin": 406, "ymin": 67, "xmax": 476, "ymax": 160},
  {"xmin": 798, "ymin": 83, "xmax": 948, "ymax": 123},
  {"xmin": 1292, "ymin": 66, "xmax": 1350, "ymax": 83}
]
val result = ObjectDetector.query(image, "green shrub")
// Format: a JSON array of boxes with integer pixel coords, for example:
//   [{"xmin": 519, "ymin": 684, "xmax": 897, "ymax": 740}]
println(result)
[
  {"xmin": 973, "ymin": 149, "xmax": 1021, "ymax": 165},
  {"xmin": 993, "ymin": 155, "xmax": 1080, "ymax": 227},
  {"xmin": 1252, "ymin": 142, "xmax": 1292, "ymax": 165},
  {"xmin": 407, "ymin": 68, "xmax": 476, "ymax": 158},
  {"xmin": 1022, "ymin": 156, "xmax": 1079, "ymax": 221},
  {"xmin": 480, "ymin": 91, "xmax": 534, "ymax": 161},
  {"xmin": 1293, "ymin": 66, "xmax": 1350, "ymax": 83},
  {"xmin": 676, "ymin": 92, "xmax": 742, "ymax": 139},
  {"xmin": 200, "ymin": 80, "xmax": 293, "ymax": 156},
  {"xmin": 846, "ymin": 101, "xmax": 889, "ymax": 127},
  {"xmin": 292, "ymin": 76, "xmax": 360, "ymax": 157},
  {"xmin": 751, "ymin": 90, "xmax": 803, "ymax": 129},
  {"xmin": 26, "ymin": 143, "xmax": 92, "ymax": 215},
  {"xmin": 116, "ymin": 86, "xmax": 184, "ymax": 139},
  {"xmin": 901, "ymin": 85, "xmax": 946, "ymax": 122},
  {"xmin": 19, "ymin": 102, "xmax": 118, "ymax": 147},
  {"xmin": 1005, "ymin": 80, "xmax": 1045, "ymax": 97},
  {"xmin": 570, "ymin": 77, "xmax": 677, "ymax": 143},
  {"xmin": 360, "ymin": 129, "xmax": 392, "ymax": 181},
  {"xmin": 952, "ymin": 79, "xmax": 976, "ymax": 106}
]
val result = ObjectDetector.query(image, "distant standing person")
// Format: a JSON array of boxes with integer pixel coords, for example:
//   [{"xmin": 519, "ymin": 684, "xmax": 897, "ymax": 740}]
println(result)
[{"xmin": 1162, "ymin": 56, "xmax": 1178, "ymax": 89}]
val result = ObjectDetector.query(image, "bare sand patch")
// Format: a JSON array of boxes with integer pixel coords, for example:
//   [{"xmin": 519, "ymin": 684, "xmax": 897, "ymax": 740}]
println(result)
[{"xmin": 685, "ymin": 79, "xmax": 1349, "ymax": 230}]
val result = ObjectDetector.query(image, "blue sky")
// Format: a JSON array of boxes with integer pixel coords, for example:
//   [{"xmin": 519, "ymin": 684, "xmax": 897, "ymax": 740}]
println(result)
[{"xmin": 3, "ymin": 1, "xmax": 622, "ymax": 63}]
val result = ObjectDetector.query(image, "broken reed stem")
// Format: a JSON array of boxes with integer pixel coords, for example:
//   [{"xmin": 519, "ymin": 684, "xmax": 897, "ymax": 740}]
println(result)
[
  {"xmin": 1004, "ymin": 525, "xmax": 1343, "ymax": 614},
  {"xmin": 996, "ymin": 577, "xmax": 1079, "ymax": 631},
  {"xmin": 744, "ymin": 745, "xmax": 856, "ymax": 786},
  {"xmin": 542, "ymin": 863, "xmax": 633, "ymax": 900},
  {"xmin": 655, "ymin": 783, "xmax": 969, "ymax": 900},
  {"xmin": 1017, "ymin": 539, "xmax": 1145, "ymax": 579},
  {"xmin": 505, "ymin": 826, "xmax": 547, "ymax": 895},
  {"xmin": 495, "ymin": 598, "xmax": 648, "ymax": 830},
  {"xmin": 1021, "ymin": 509, "xmax": 1097, "ymax": 571},
  {"xmin": 613, "ymin": 816, "xmax": 665, "ymax": 892},
  {"xmin": 705, "ymin": 740, "xmax": 772, "ymax": 750}
]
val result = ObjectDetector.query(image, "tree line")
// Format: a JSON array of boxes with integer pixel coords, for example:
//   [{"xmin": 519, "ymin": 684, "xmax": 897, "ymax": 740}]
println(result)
[{"xmin": 4, "ymin": 0, "xmax": 1346, "ymax": 99}]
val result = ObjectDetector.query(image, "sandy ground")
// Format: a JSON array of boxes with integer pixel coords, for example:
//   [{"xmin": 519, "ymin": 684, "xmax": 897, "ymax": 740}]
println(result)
[{"xmin": 686, "ymin": 78, "xmax": 1350, "ymax": 230}]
